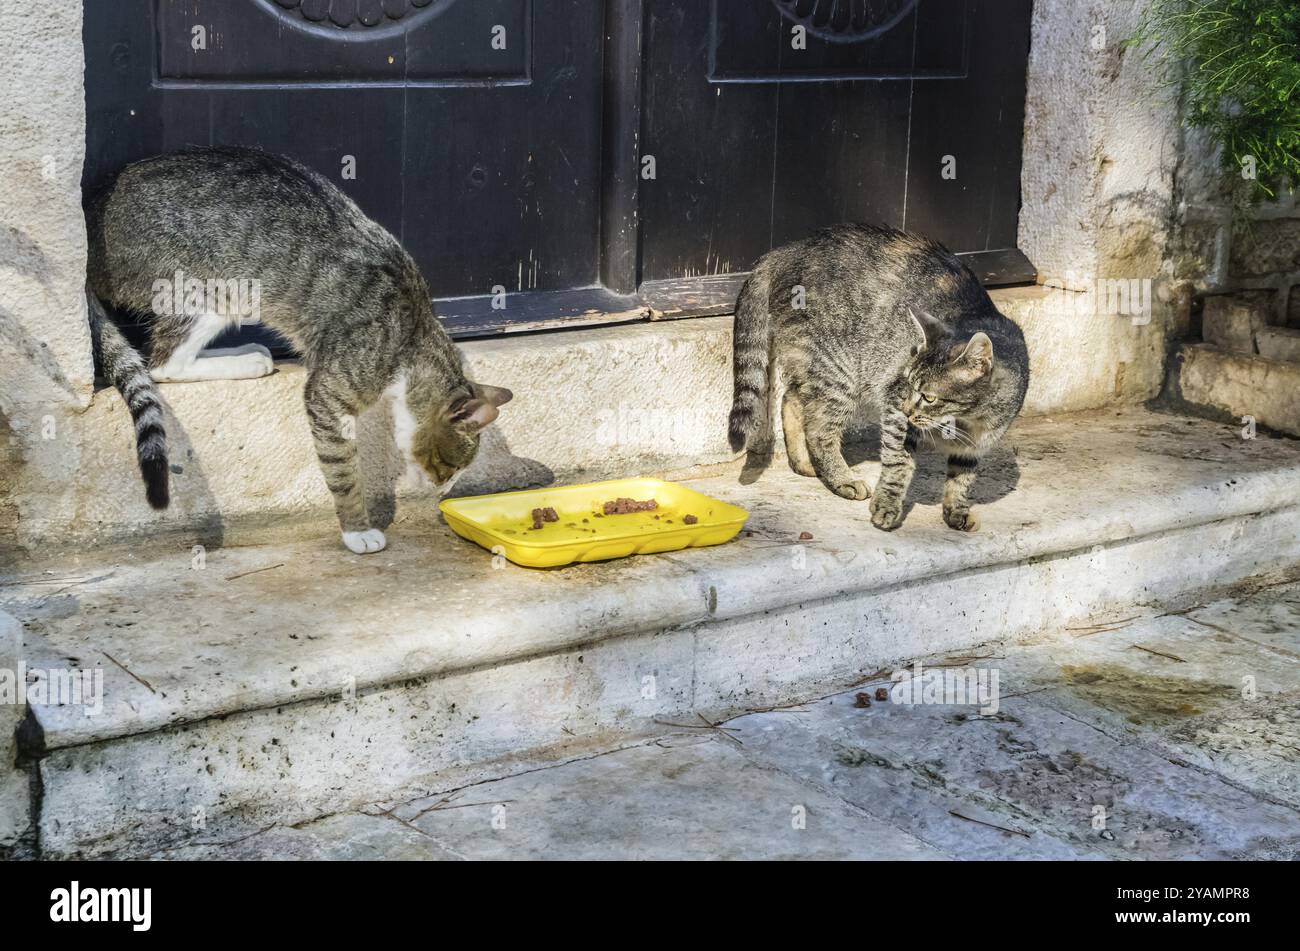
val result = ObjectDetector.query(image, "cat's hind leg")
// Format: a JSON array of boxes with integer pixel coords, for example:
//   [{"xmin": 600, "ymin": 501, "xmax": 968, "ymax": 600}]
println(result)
[
  {"xmin": 781, "ymin": 389, "xmax": 816, "ymax": 478},
  {"xmin": 801, "ymin": 387, "xmax": 868, "ymax": 501},
  {"xmin": 150, "ymin": 313, "xmax": 274, "ymax": 382}
]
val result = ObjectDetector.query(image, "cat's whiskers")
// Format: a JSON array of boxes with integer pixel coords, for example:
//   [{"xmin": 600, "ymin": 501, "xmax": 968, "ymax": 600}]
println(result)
[{"xmin": 912, "ymin": 416, "xmax": 980, "ymax": 451}]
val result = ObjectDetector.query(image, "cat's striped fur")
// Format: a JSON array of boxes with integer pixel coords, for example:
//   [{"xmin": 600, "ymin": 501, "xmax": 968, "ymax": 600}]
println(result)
[
  {"xmin": 729, "ymin": 224, "xmax": 1029, "ymax": 532},
  {"xmin": 87, "ymin": 292, "xmax": 169, "ymax": 509},
  {"xmin": 86, "ymin": 146, "xmax": 511, "ymax": 553}
]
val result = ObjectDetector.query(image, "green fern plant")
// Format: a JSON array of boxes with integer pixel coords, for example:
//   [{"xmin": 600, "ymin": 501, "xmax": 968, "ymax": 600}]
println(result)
[{"xmin": 1131, "ymin": 0, "xmax": 1300, "ymax": 202}]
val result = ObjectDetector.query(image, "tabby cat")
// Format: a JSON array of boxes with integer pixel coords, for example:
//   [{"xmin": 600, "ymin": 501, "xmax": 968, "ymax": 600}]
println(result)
[
  {"xmin": 728, "ymin": 224, "xmax": 1029, "ymax": 532},
  {"xmin": 86, "ymin": 146, "xmax": 512, "ymax": 554}
]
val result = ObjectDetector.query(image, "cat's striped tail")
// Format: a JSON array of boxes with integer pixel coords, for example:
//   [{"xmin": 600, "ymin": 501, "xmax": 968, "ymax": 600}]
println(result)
[
  {"xmin": 728, "ymin": 264, "xmax": 772, "ymax": 452},
  {"xmin": 87, "ymin": 293, "xmax": 170, "ymax": 509}
]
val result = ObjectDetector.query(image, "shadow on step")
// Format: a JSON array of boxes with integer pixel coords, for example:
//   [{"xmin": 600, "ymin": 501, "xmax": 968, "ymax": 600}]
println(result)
[{"xmin": 738, "ymin": 422, "xmax": 1021, "ymax": 507}]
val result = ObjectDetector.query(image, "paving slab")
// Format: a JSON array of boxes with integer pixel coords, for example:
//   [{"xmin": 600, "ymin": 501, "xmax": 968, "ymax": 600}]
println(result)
[
  {"xmin": 371, "ymin": 737, "xmax": 942, "ymax": 861},
  {"xmin": 724, "ymin": 688, "xmax": 1300, "ymax": 860},
  {"xmin": 993, "ymin": 584, "xmax": 1300, "ymax": 809},
  {"xmin": 151, "ymin": 813, "xmax": 455, "ymax": 861},
  {"xmin": 158, "ymin": 736, "xmax": 945, "ymax": 861}
]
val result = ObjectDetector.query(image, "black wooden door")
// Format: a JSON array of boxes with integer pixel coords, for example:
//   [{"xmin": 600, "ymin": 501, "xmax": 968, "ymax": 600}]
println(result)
[
  {"xmin": 84, "ymin": 1, "xmax": 1035, "ymax": 341},
  {"xmin": 636, "ymin": 0, "xmax": 1035, "ymax": 313}
]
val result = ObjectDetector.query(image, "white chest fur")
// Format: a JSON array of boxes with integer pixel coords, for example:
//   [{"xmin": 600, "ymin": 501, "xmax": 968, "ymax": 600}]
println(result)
[
  {"xmin": 384, "ymin": 373, "xmax": 466, "ymax": 494},
  {"xmin": 384, "ymin": 373, "xmax": 421, "ymax": 473}
]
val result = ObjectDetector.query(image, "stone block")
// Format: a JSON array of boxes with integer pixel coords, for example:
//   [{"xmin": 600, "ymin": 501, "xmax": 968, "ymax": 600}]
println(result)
[
  {"xmin": 1257, "ymin": 327, "xmax": 1300, "ymax": 364},
  {"xmin": 1231, "ymin": 218, "xmax": 1300, "ymax": 278},
  {"xmin": 1202, "ymin": 295, "xmax": 1267, "ymax": 354},
  {"xmin": 0, "ymin": 610, "xmax": 29, "ymax": 852}
]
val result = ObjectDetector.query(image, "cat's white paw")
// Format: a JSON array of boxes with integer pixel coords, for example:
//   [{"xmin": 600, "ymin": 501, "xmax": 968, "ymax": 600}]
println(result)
[
  {"xmin": 236, "ymin": 349, "xmax": 275, "ymax": 378},
  {"xmin": 341, "ymin": 528, "xmax": 387, "ymax": 554}
]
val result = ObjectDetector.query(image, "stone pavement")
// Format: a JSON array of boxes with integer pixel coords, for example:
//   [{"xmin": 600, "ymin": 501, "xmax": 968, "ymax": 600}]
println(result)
[{"xmin": 150, "ymin": 582, "xmax": 1300, "ymax": 860}]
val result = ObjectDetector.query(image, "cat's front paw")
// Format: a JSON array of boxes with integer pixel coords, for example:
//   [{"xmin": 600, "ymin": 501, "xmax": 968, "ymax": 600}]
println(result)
[
  {"xmin": 341, "ymin": 528, "xmax": 387, "ymax": 554},
  {"xmin": 834, "ymin": 480, "xmax": 870, "ymax": 501},
  {"xmin": 869, "ymin": 492, "xmax": 905, "ymax": 531},
  {"xmin": 943, "ymin": 508, "xmax": 979, "ymax": 532}
]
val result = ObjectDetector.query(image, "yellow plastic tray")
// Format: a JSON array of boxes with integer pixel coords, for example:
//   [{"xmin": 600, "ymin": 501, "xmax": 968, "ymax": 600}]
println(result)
[{"xmin": 439, "ymin": 477, "xmax": 749, "ymax": 568}]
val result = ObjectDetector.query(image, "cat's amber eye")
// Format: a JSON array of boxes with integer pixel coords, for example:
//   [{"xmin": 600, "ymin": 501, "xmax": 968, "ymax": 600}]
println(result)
[{"xmin": 921, "ymin": 392, "xmax": 938, "ymax": 404}]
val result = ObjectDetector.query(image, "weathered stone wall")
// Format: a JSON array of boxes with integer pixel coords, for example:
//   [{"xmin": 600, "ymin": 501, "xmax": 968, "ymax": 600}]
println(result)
[
  {"xmin": 1172, "ymin": 86, "xmax": 1300, "ymax": 431},
  {"xmin": 1180, "ymin": 125, "xmax": 1300, "ymax": 328},
  {"xmin": 1223, "ymin": 200, "xmax": 1300, "ymax": 329},
  {"xmin": 0, "ymin": 610, "xmax": 30, "ymax": 853},
  {"xmin": 1019, "ymin": 0, "xmax": 1183, "ymax": 293},
  {"xmin": 1017, "ymin": 0, "xmax": 1189, "ymax": 412},
  {"xmin": 0, "ymin": 2, "xmax": 93, "ymax": 554}
]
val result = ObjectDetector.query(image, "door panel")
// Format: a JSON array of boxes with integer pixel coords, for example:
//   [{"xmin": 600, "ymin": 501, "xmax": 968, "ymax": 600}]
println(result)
[
  {"xmin": 902, "ymin": 0, "xmax": 1031, "ymax": 252},
  {"xmin": 639, "ymin": 0, "xmax": 1034, "ymax": 288},
  {"xmin": 156, "ymin": 1, "xmax": 530, "ymax": 85},
  {"xmin": 711, "ymin": 0, "xmax": 968, "ymax": 81}
]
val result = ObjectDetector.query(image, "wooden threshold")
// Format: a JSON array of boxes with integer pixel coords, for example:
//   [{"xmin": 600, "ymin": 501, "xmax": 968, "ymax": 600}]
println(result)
[{"xmin": 443, "ymin": 246, "xmax": 1037, "ymax": 339}]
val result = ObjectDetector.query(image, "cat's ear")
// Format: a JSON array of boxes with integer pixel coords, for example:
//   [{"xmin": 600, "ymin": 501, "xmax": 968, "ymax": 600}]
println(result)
[
  {"xmin": 951, "ymin": 332, "xmax": 994, "ymax": 381},
  {"xmin": 908, "ymin": 309, "xmax": 946, "ymax": 354},
  {"xmin": 446, "ymin": 383, "xmax": 512, "ymax": 432},
  {"xmin": 446, "ymin": 395, "xmax": 500, "ymax": 432},
  {"xmin": 472, "ymin": 383, "xmax": 514, "ymax": 408}
]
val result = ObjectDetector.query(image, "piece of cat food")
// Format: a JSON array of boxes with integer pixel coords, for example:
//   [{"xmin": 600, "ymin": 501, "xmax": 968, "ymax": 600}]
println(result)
[
  {"xmin": 530, "ymin": 506, "xmax": 559, "ymax": 530},
  {"xmin": 799, "ymin": 531, "xmax": 813, "ymax": 540},
  {"xmin": 874, "ymin": 686, "xmax": 890, "ymax": 702},
  {"xmin": 853, "ymin": 692, "xmax": 872, "ymax": 709},
  {"xmin": 683, "ymin": 514, "xmax": 698, "ymax": 525},
  {"xmin": 601, "ymin": 497, "xmax": 658, "ymax": 516}
]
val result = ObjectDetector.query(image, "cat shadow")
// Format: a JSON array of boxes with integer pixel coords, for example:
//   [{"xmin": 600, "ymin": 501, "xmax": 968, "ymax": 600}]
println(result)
[
  {"xmin": 738, "ymin": 439, "xmax": 776, "ymax": 486},
  {"xmin": 741, "ymin": 419, "xmax": 1021, "ymax": 508},
  {"xmin": 164, "ymin": 412, "xmax": 228, "ymax": 550},
  {"xmin": 842, "ymin": 422, "xmax": 1021, "ymax": 506},
  {"xmin": 81, "ymin": 382, "xmax": 228, "ymax": 552}
]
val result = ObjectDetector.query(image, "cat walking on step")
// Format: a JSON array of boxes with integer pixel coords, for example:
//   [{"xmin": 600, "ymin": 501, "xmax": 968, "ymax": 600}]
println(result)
[
  {"xmin": 86, "ymin": 146, "xmax": 512, "ymax": 554},
  {"xmin": 728, "ymin": 224, "xmax": 1029, "ymax": 532}
]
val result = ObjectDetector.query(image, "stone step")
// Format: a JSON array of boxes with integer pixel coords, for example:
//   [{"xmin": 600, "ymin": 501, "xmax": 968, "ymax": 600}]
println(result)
[
  {"xmin": 1176, "ymin": 342, "xmax": 1300, "ymax": 437},
  {"xmin": 4, "ymin": 407, "xmax": 1300, "ymax": 857}
]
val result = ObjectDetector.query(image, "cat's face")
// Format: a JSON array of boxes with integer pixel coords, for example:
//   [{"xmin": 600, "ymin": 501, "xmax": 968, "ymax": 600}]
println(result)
[
  {"xmin": 411, "ymin": 383, "xmax": 513, "ymax": 485},
  {"xmin": 904, "ymin": 320, "xmax": 995, "ymax": 433}
]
